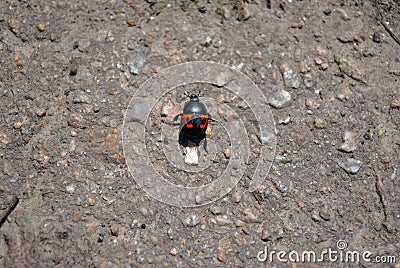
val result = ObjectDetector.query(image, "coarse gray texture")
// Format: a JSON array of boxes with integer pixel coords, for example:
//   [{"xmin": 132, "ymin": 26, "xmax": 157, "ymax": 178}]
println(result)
[{"xmin": 0, "ymin": 0, "xmax": 399, "ymax": 267}]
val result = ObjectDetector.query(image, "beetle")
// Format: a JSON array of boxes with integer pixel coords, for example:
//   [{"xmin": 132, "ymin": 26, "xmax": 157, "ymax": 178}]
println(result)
[{"xmin": 174, "ymin": 94, "xmax": 211, "ymax": 151}]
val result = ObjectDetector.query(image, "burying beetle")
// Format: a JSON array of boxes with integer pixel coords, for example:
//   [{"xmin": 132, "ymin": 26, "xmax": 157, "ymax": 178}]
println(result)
[{"xmin": 174, "ymin": 94, "xmax": 212, "ymax": 165}]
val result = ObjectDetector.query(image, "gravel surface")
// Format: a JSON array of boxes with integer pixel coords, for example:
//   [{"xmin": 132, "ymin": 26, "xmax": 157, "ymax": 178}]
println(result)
[{"xmin": 0, "ymin": 0, "xmax": 399, "ymax": 267}]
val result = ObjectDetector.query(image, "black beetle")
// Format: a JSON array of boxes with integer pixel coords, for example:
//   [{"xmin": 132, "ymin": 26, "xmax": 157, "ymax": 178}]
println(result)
[{"xmin": 174, "ymin": 94, "xmax": 211, "ymax": 151}]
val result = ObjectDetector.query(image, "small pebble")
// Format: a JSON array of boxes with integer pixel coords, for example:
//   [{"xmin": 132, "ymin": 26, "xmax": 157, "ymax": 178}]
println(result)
[
  {"xmin": 33, "ymin": 152, "xmax": 49, "ymax": 164},
  {"xmin": 372, "ymin": 31, "xmax": 384, "ymax": 43},
  {"xmin": 314, "ymin": 31, "xmax": 322, "ymax": 42},
  {"xmin": 381, "ymin": 154, "xmax": 390, "ymax": 164},
  {"xmin": 313, "ymin": 118, "xmax": 325, "ymax": 129},
  {"xmin": 66, "ymin": 184, "xmax": 75, "ymax": 194},
  {"xmin": 216, "ymin": 6, "xmax": 231, "ymax": 19},
  {"xmin": 8, "ymin": 19, "xmax": 19, "ymax": 35},
  {"xmin": 314, "ymin": 58, "xmax": 323, "ymax": 65},
  {"xmin": 198, "ymin": 6, "xmax": 207, "ymax": 13},
  {"xmin": 305, "ymin": 98, "xmax": 320, "ymax": 110},
  {"xmin": 36, "ymin": 23, "xmax": 45, "ymax": 31},
  {"xmin": 73, "ymin": 212, "xmax": 81, "ymax": 222},
  {"xmin": 223, "ymin": 148, "xmax": 231, "ymax": 159},
  {"xmin": 235, "ymin": 220, "xmax": 245, "ymax": 227},
  {"xmin": 161, "ymin": 99, "xmax": 179, "ymax": 117},
  {"xmin": 67, "ymin": 114, "xmax": 85, "ymax": 128},
  {"xmin": 319, "ymin": 204, "xmax": 332, "ymax": 221},
  {"xmin": 278, "ymin": 115, "xmax": 291, "ymax": 125},
  {"xmin": 388, "ymin": 59, "xmax": 400, "ymax": 76},
  {"xmin": 13, "ymin": 121, "xmax": 22, "ymax": 129},
  {"xmin": 303, "ymin": 73, "xmax": 314, "ymax": 88},
  {"xmin": 316, "ymin": 46, "xmax": 327, "ymax": 55},
  {"xmin": 215, "ymin": 215, "xmax": 233, "ymax": 226},
  {"xmin": 205, "ymin": 126, "xmax": 212, "ymax": 138},
  {"xmin": 0, "ymin": 133, "xmax": 8, "ymax": 144},
  {"xmin": 261, "ymin": 230, "xmax": 272, "ymax": 241},
  {"xmin": 339, "ymin": 158, "xmax": 362, "ymax": 174},
  {"xmin": 213, "ymin": 39, "xmax": 222, "ymax": 48},
  {"xmin": 335, "ymin": 56, "xmax": 365, "ymax": 82},
  {"xmin": 254, "ymin": 34, "xmax": 266, "ymax": 46},
  {"xmin": 239, "ymin": 6, "xmax": 251, "ymax": 21},
  {"xmin": 280, "ymin": 64, "xmax": 300, "ymax": 89},
  {"xmin": 320, "ymin": 63, "xmax": 329, "ymax": 70},
  {"xmin": 209, "ymin": 205, "xmax": 225, "ymax": 215},
  {"xmin": 41, "ymin": 221, "xmax": 54, "ymax": 234},
  {"xmin": 338, "ymin": 131, "xmax": 356, "ymax": 152},
  {"xmin": 131, "ymin": 219, "xmax": 140, "ymax": 229},
  {"xmin": 245, "ymin": 150, "xmax": 257, "ymax": 164},
  {"xmin": 72, "ymin": 91, "xmax": 91, "ymax": 104},
  {"xmin": 128, "ymin": 48, "xmax": 147, "ymax": 75},
  {"xmin": 276, "ymin": 229, "xmax": 285, "ymax": 239},
  {"xmin": 201, "ymin": 36, "xmax": 213, "ymax": 47},
  {"xmin": 69, "ymin": 139, "xmax": 76, "ymax": 152},
  {"xmin": 70, "ymin": 67, "xmax": 77, "ymax": 76},
  {"xmin": 362, "ymin": 48, "xmax": 374, "ymax": 57},
  {"xmin": 294, "ymin": 46, "xmax": 302, "ymax": 62},
  {"xmin": 336, "ymin": 8, "xmax": 351, "ymax": 21},
  {"xmin": 78, "ymin": 39, "xmax": 91, "ymax": 51},
  {"xmin": 73, "ymin": 41, "xmax": 79, "ymax": 49},
  {"xmin": 136, "ymin": 254, "xmax": 145, "ymax": 263},
  {"xmin": 56, "ymin": 230, "xmax": 69, "ymax": 239},
  {"xmin": 110, "ymin": 223, "xmax": 120, "ymax": 236},
  {"xmin": 36, "ymin": 109, "xmax": 46, "ymax": 117},
  {"xmin": 217, "ymin": 252, "xmax": 226, "ymax": 262},
  {"xmin": 126, "ymin": 19, "xmax": 136, "ymax": 26},
  {"xmin": 337, "ymin": 33, "xmax": 354, "ymax": 43},
  {"xmin": 273, "ymin": 180, "xmax": 288, "ymax": 194},
  {"xmin": 268, "ymin": 88, "xmax": 292, "ymax": 109},
  {"xmin": 242, "ymin": 209, "xmax": 261, "ymax": 223},
  {"xmin": 98, "ymin": 234, "xmax": 104, "ymax": 243},
  {"xmin": 390, "ymin": 97, "xmax": 400, "ymax": 108},
  {"xmin": 183, "ymin": 215, "xmax": 200, "ymax": 227},
  {"xmin": 291, "ymin": 20, "xmax": 304, "ymax": 29},
  {"xmin": 105, "ymin": 32, "xmax": 114, "ymax": 43},
  {"xmin": 311, "ymin": 210, "xmax": 322, "ymax": 222},
  {"xmin": 222, "ymin": 7, "xmax": 231, "ymax": 19},
  {"xmin": 323, "ymin": 9, "xmax": 331, "ymax": 16},
  {"xmin": 86, "ymin": 197, "xmax": 95, "ymax": 206},
  {"xmin": 170, "ymin": 248, "xmax": 178, "ymax": 256},
  {"xmin": 232, "ymin": 192, "xmax": 241, "ymax": 203},
  {"xmin": 320, "ymin": 186, "xmax": 330, "ymax": 194}
]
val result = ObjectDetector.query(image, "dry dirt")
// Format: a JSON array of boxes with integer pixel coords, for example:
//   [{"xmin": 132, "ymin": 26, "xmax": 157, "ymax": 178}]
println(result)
[{"xmin": 0, "ymin": 0, "xmax": 399, "ymax": 267}]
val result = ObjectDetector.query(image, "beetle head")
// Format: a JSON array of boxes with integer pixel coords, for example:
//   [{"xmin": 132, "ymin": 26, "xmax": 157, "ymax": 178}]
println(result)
[{"xmin": 189, "ymin": 94, "xmax": 199, "ymax": 102}]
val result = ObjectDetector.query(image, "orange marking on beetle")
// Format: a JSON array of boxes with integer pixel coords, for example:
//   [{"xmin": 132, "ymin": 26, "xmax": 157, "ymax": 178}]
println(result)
[
  {"xmin": 199, "ymin": 115, "xmax": 208, "ymax": 129},
  {"xmin": 182, "ymin": 114, "xmax": 193, "ymax": 124},
  {"xmin": 185, "ymin": 123, "xmax": 194, "ymax": 128}
]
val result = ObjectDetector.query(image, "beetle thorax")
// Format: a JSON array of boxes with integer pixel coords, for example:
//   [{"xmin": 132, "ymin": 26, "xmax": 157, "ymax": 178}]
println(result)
[{"xmin": 183, "ymin": 101, "xmax": 207, "ymax": 114}]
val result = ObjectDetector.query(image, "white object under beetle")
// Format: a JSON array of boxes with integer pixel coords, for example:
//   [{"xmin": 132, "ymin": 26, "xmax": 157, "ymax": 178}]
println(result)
[{"xmin": 185, "ymin": 147, "xmax": 198, "ymax": 165}]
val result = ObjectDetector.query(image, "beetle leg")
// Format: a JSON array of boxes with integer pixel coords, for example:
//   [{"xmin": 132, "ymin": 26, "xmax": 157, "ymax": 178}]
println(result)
[
  {"xmin": 207, "ymin": 113, "xmax": 216, "ymax": 122},
  {"xmin": 202, "ymin": 138, "xmax": 208, "ymax": 153},
  {"xmin": 180, "ymin": 144, "xmax": 186, "ymax": 155},
  {"xmin": 173, "ymin": 113, "xmax": 182, "ymax": 121}
]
